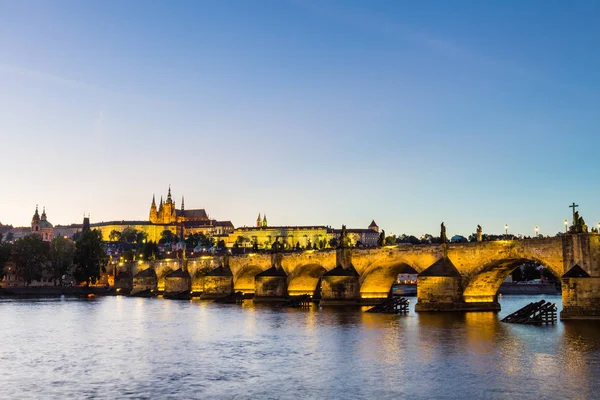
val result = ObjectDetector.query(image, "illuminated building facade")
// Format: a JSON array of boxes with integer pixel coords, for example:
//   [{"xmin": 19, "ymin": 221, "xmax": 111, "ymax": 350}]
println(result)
[{"xmin": 225, "ymin": 217, "xmax": 381, "ymax": 249}]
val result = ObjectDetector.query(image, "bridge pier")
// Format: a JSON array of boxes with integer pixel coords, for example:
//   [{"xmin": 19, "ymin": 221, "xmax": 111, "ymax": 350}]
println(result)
[
  {"xmin": 559, "ymin": 235, "xmax": 600, "ymax": 319},
  {"xmin": 200, "ymin": 265, "xmax": 233, "ymax": 299},
  {"xmin": 415, "ymin": 257, "xmax": 500, "ymax": 312},
  {"xmin": 115, "ymin": 271, "xmax": 133, "ymax": 295},
  {"xmin": 320, "ymin": 249, "xmax": 360, "ymax": 305},
  {"xmin": 560, "ymin": 265, "xmax": 600, "ymax": 319},
  {"xmin": 164, "ymin": 269, "xmax": 192, "ymax": 298},
  {"xmin": 254, "ymin": 267, "xmax": 288, "ymax": 302},
  {"xmin": 320, "ymin": 266, "xmax": 360, "ymax": 305},
  {"xmin": 131, "ymin": 268, "xmax": 158, "ymax": 295}
]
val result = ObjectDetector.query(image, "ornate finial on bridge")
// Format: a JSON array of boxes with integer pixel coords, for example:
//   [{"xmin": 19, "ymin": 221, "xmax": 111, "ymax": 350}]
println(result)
[{"xmin": 476, "ymin": 225, "xmax": 483, "ymax": 242}]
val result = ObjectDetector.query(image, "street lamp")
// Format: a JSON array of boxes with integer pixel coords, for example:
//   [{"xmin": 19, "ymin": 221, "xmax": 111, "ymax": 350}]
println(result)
[
  {"xmin": 564, "ymin": 219, "xmax": 568, "ymax": 233},
  {"xmin": 505, "ymin": 224, "xmax": 508, "ymax": 237},
  {"xmin": 535, "ymin": 226, "xmax": 539, "ymax": 238}
]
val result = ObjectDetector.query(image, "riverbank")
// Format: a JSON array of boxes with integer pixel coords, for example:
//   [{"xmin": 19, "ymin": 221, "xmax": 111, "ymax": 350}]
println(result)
[
  {"xmin": 499, "ymin": 282, "xmax": 560, "ymax": 295},
  {"xmin": 0, "ymin": 286, "xmax": 114, "ymax": 297}
]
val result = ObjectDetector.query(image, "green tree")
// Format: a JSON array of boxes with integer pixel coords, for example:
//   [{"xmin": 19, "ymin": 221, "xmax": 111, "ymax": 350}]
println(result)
[
  {"xmin": 185, "ymin": 233, "xmax": 201, "ymax": 248},
  {"xmin": 378, "ymin": 230, "xmax": 385, "ymax": 246},
  {"xmin": 142, "ymin": 241, "xmax": 160, "ymax": 260},
  {"xmin": 522, "ymin": 262, "xmax": 541, "ymax": 281},
  {"xmin": 328, "ymin": 238, "xmax": 338, "ymax": 248},
  {"xmin": 73, "ymin": 229, "xmax": 107, "ymax": 286},
  {"xmin": 159, "ymin": 229, "xmax": 177, "ymax": 245},
  {"xmin": 122, "ymin": 249, "xmax": 135, "ymax": 262},
  {"xmin": 511, "ymin": 266, "xmax": 524, "ymax": 282},
  {"xmin": 0, "ymin": 233, "xmax": 12, "ymax": 281},
  {"xmin": 49, "ymin": 236, "xmax": 76, "ymax": 285},
  {"xmin": 135, "ymin": 231, "xmax": 148, "ymax": 245},
  {"xmin": 12, "ymin": 234, "xmax": 49, "ymax": 285},
  {"xmin": 120, "ymin": 227, "xmax": 139, "ymax": 244},
  {"xmin": 385, "ymin": 235, "xmax": 396, "ymax": 246},
  {"xmin": 199, "ymin": 234, "xmax": 214, "ymax": 248},
  {"xmin": 236, "ymin": 236, "xmax": 248, "ymax": 247},
  {"xmin": 108, "ymin": 229, "xmax": 122, "ymax": 242},
  {"xmin": 216, "ymin": 240, "xmax": 226, "ymax": 250}
]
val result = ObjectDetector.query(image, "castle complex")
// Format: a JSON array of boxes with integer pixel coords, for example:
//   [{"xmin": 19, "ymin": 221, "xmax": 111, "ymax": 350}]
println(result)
[
  {"xmin": 148, "ymin": 186, "xmax": 210, "ymax": 225},
  {"xmin": 7, "ymin": 188, "xmax": 379, "ymax": 248},
  {"xmin": 11, "ymin": 187, "xmax": 233, "ymax": 243}
]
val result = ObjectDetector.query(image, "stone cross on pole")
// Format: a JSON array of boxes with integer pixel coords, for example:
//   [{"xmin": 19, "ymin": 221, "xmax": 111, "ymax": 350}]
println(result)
[{"xmin": 569, "ymin": 202, "xmax": 579, "ymax": 225}]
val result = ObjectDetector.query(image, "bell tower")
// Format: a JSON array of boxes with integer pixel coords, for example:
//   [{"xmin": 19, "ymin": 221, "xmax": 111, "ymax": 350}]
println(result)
[{"xmin": 31, "ymin": 205, "xmax": 40, "ymax": 233}]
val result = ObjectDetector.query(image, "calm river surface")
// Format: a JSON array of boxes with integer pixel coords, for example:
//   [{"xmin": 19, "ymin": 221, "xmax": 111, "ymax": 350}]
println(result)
[{"xmin": 1, "ymin": 295, "xmax": 599, "ymax": 400}]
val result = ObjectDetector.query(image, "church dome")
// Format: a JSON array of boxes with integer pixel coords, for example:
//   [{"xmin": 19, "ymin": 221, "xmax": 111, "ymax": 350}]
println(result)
[{"xmin": 40, "ymin": 220, "xmax": 53, "ymax": 229}]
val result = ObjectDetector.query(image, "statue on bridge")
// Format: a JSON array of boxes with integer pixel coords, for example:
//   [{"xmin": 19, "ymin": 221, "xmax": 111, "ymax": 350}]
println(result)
[
  {"xmin": 378, "ymin": 229, "xmax": 385, "ymax": 247},
  {"xmin": 570, "ymin": 211, "xmax": 589, "ymax": 234},
  {"xmin": 271, "ymin": 237, "xmax": 283, "ymax": 253},
  {"xmin": 339, "ymin": 225, "xmax": 351, "ymax": 249},
  {"xmin": 476, "ymin": 225, "xmax": 483, "ymax": 242},
  {"xmin": 578, "ymin": 216, "xmax": 588, "ymax": 233}
]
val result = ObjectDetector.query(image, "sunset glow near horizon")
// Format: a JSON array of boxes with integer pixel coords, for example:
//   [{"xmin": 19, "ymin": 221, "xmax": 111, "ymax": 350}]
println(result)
[{"xmin": 2, "ymin": 1, "xmax": 600, "ymax": 237}]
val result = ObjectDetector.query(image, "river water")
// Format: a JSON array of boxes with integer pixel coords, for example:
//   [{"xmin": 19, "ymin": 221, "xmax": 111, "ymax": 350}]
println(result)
[{"xmin": 1, "ymin": 295, "xmax": 599, "ymax": 399}]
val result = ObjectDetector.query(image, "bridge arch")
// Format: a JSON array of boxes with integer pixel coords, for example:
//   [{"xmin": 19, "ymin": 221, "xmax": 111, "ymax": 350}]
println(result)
[
  {"xmin": 462, "ymin": 257, "xmax": 562, "ymax": 303},
  {"xmin": 233, "ymin": 265, "xmax": 264, "ymax": 294},
  {"xmin": 287, "ymin": 263, "xmax": 327, "ymax": 296},
  {"xmin": 359, "ymin": 261, "xmax": 420, "ymax": 299}
]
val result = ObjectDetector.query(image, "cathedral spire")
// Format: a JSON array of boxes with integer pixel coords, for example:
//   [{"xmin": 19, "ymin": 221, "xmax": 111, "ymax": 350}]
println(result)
[
  {"xmin": 181, "ymin": 196, "xmax": 185, "ymax": 211},
  {"xmin": 152, "ymin": 194, "xmax": 156, "ymax": 206},
  {"xmin": 256, "ymin": 213, "xmax": 262, "ymax": 228},
  {"xmin": 167, "ymin": 185, "xmax": 172, "ymax": 203}
]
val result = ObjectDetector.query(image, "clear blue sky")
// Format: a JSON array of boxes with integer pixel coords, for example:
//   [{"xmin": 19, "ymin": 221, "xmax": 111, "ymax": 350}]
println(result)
[{"xmin": 1, "ymin": 1, "xmax": 599, "ymax": 237}]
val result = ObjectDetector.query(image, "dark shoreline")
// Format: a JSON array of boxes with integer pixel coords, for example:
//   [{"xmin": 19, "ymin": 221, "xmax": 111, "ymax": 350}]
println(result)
[{"xmin": 0, "ymin": 286, "xmax": 115, "ymax": 298}]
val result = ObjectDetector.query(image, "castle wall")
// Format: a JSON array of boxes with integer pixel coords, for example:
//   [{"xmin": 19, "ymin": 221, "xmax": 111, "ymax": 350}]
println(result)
[
  {"xmin": 93, "ymin": 223, "xmax": 176, "ymax": 243},
  {"xmin": 226, "ymin": 227, "xmax": 333, "ymax": 249}
]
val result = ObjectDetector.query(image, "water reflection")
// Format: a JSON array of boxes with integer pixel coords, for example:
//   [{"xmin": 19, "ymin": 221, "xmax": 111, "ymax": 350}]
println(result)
[{"xmin": 0, "ymin": 296, "xmax": 598, "ymax": 399}]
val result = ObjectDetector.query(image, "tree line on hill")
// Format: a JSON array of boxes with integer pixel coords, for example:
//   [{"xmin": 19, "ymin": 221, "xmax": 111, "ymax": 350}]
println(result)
[{"xmin": 0, "ymin": 230, "xmax": 107, "ymax": 287}]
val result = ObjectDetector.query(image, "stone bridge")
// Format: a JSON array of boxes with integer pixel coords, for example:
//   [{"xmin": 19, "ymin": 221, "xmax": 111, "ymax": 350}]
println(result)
[{"xmin": 127, "ymin": 233, "xmax": 600, "ymax": 319}]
